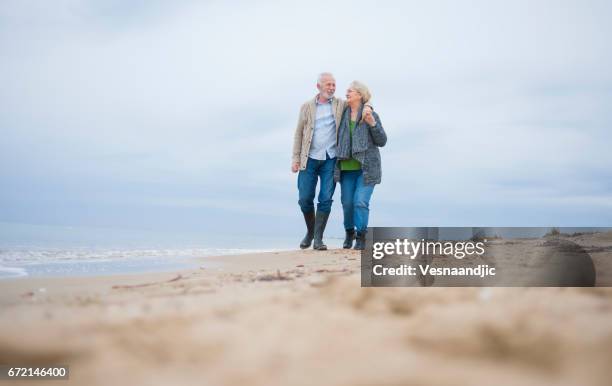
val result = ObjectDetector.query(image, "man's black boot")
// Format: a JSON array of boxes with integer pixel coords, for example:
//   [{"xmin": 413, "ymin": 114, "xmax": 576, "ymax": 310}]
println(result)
[
  {"xmin": 299, "ymin": 211, "xmax": 315, "ymax": 249},
  {"xmin": 343, "ymin": 229, "xmax": 355, "ymax": 249},
  {"xmin": 354, "ymin": 230, "xmax": 367, "ymax": 250},
  {"xmin": 313, "ymin": 211, "xmax": 330, "ymax": 250}
]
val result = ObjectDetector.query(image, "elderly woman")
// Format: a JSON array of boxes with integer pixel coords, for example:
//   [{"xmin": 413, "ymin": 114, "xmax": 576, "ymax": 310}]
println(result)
[{"xmin": 334, "ymin": 81, "xmax": 387, "ymax": 250}]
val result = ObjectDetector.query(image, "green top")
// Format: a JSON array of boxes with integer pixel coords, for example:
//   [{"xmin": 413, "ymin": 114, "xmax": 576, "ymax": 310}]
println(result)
[{"xmin": 340, "ymin": 120, "xmax": 361, "ymax": 171}]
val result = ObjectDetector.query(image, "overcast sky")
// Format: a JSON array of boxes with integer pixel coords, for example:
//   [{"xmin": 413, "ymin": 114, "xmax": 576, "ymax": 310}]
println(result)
[{"xmin": 1, "ymin": 0, "xmax": 611, "ymax": 242}]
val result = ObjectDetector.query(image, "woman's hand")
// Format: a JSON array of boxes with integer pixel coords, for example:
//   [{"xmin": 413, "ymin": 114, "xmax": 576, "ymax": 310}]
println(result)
[{"xmin": 363, "ymin": 107, "xmax": 376, "ymax": 126}]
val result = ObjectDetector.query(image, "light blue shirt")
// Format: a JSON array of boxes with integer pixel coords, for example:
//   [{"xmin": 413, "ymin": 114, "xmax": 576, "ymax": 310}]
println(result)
[{"xmin": 308, "ymin": 97, "xmax": 337, "ymax": 160}]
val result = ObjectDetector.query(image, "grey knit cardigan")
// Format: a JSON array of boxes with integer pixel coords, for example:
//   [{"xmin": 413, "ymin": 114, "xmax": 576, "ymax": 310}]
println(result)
[{"xmin": 334, "ymin": 105, "xmax": 387, "ymax": 186}]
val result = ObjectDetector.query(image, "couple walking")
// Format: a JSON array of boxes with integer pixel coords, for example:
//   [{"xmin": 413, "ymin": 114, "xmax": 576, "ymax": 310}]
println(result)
[{"xmin": 291, "ymin": 72, "xmax": 387, "ymax": 251}]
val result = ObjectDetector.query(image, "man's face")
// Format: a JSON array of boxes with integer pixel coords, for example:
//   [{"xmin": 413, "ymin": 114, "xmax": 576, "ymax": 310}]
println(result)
[{"xmin": 317, "ymin": 76, "xmax": 336, "ymax": 99}]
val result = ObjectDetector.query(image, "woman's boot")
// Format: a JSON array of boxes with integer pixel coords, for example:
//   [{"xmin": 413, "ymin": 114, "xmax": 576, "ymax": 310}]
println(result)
[{"xmin": 354, "ymin": 230, "xmax": 367, "ymax": 250}]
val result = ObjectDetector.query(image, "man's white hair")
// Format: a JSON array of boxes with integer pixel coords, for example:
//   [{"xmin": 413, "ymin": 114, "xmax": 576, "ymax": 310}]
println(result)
[{"xmin": 317, "ymin": 72, "xmax": 335, "ymax": 85}]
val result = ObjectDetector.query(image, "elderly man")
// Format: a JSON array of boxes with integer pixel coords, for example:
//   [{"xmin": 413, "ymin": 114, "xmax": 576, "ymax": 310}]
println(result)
[{"xmin": 291, "ymin": 72, "xmax": 371, "ymax": 250}]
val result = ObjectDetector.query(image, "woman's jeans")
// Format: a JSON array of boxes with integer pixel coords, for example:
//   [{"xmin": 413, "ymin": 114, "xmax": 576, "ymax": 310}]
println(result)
[
  {"xmin": 298, "ymin": 155, "xmax": 336, "ymax": 214},
  {"xmin": 340, "ymin": 169, "xmax": 375, "ymax": 232}
]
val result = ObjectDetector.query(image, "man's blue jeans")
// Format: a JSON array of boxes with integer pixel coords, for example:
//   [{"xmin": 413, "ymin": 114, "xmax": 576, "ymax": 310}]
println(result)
[
  {"xmin": 298, "ymin": 155, "xmax": 336, "ymax": 214},
  {"xmin": 340, "ymin": 169, "xmax": 375, "ymax": 232}
]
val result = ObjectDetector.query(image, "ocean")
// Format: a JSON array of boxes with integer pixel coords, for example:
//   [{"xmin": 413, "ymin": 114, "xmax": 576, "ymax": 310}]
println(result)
[
  {"xmin": 3, "ymin": 222, "xmax": 602, "ymax": 279},
  {"xmin": 0, "ymin": 222, "xmax": 323, "ymax": 279}
]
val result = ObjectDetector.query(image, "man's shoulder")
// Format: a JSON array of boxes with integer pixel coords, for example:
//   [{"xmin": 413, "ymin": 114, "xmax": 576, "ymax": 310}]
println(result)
[
  {"xmin": 301, "ymin": 96, "xmax": 316, "ymax": 107},
  {"xmin": 336, "ymin": 98, "xmax": 348, "ymax": 118},
  {"xmin": 299, "ymin": 97, "xmax": 316, "ymax": 114}
]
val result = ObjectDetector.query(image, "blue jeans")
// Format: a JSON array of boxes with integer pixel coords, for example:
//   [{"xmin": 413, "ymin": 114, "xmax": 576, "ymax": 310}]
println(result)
[
  {"xmin": 340, "ymin": 169, "xmax": 375, "ymax": 232},
  {"xmin": 298, "ymin": 155, "xmax": 336, "ymax": 214}
]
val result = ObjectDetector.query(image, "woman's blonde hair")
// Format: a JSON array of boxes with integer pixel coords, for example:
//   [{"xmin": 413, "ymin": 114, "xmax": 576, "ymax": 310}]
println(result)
[{"xmin": 349, "ymin": 80, "xmax": 371, "ymax": 104}]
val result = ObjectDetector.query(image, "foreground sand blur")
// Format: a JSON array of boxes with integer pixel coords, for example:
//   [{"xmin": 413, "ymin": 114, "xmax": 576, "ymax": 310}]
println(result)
[{"xmin": 1, "ymin": 236, "xmax": 612, "ymax": 386}]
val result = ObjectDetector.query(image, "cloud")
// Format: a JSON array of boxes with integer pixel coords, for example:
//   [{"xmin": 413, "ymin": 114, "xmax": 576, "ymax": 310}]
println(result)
[{"xmin": 1, "ymin": 0, "xmax": 611, "ymax": 238}]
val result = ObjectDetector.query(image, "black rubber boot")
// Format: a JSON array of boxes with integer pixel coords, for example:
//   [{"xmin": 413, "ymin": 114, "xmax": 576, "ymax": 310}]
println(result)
[
  {"xmin": 354, "ymin": 230, "xmax": 367, "ymax": 250},
  {"xmin": 343, "ymin": 229, "xmax": 355, "ymax": 249},
  {"xmin": 313, "ymin": 211, "xmax": 330, "ymax": 250},
  {"xmin": 299, "ymin": 211, "xmax": 315, "ymax": 249}
]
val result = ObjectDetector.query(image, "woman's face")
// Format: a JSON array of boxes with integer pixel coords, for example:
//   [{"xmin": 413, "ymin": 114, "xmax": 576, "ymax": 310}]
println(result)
[{"xmin": 346, "ymin": 88, "xmax": 362, "ymax": 104}]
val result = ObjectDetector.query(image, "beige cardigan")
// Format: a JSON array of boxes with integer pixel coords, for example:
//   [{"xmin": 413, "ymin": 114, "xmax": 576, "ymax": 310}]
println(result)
[{"xmin": 291, "ymin": 95, "xmax": 346, "ymax": 170}]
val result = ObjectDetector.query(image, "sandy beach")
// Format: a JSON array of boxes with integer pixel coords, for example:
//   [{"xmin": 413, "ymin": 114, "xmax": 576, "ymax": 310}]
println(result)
[{"xmin": 1, "ymin": 240, "xmax": 612, "ymax": 386}]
